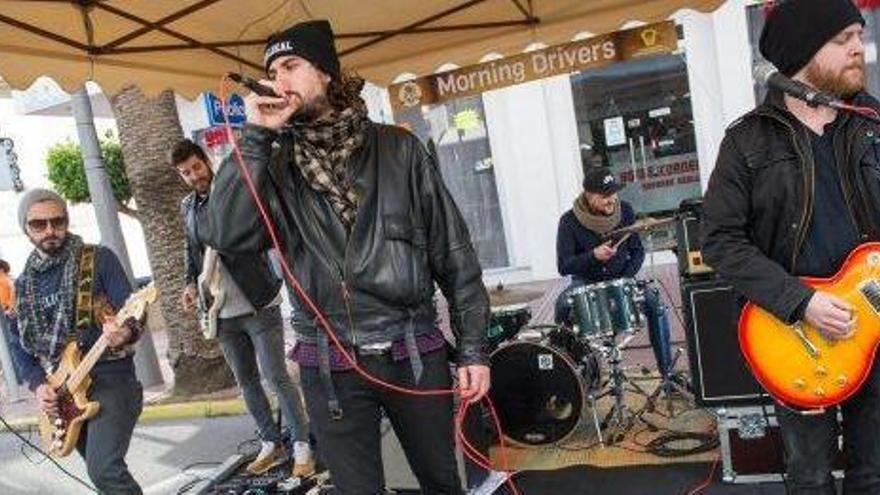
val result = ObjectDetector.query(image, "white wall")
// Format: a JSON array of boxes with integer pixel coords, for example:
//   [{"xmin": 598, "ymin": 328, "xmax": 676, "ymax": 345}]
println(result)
[{"xmin": 481, "ymin": 75, "xmax": 583, "ymax": 284}]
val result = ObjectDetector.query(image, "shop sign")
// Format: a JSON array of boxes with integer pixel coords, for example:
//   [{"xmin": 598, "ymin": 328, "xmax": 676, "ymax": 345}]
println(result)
[{"xmin": 389, "ymin": 21, "xmax": 678, "ymax": 114}]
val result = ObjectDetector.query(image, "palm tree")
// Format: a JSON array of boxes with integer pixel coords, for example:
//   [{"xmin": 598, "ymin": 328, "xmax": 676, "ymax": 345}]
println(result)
[{"xmin": 111, "ymin": 86, "xmax": 234, "ymax": 396}]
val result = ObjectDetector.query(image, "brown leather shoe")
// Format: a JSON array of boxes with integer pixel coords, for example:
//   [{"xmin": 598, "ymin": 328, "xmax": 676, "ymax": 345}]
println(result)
[
  {"xmin": 246, "ymin": 444, "xmax": 289, "ymax": 475},
  {"xmin": 291, "ymin": 456, "xmax": 316, "ymax": 478}
]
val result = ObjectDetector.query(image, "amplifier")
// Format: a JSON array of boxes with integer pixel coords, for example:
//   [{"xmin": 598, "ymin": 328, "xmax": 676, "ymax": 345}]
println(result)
[
  {"xmin": 676, "ymin": 198, "xmax": 713, "ymax": 276},
  {"xmin": 681, "ymin": 277, "xmax": 769, "ymax": 406}
]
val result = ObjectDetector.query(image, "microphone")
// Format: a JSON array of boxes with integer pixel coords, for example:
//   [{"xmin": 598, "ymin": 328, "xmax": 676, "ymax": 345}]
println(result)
[
  {"xmin": 753, "ymin": 65, "xmax": 842, "ymax": 108},
  {"xmin": 226, "ymin": 72, "xmax": 279, "ymax": 98}
]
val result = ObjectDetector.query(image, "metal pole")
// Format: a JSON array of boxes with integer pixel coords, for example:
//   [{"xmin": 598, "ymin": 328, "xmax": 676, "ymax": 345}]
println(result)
[
  {"xmin": 0, "ymin": 315, "xmax": 20, "ymax": 401},
  {"xmin": 71, "ymin": 86, "xmax": 164, "ymax": 388}
]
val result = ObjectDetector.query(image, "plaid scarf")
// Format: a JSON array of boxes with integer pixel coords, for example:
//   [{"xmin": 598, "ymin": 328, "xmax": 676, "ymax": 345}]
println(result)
[
  {"xmin": 17, "ymin": 234, "xmax": 84, "ymax": 360},
  {"xmin": 292, "ymin": 101, "xmax": 369, "ymax": 228}
]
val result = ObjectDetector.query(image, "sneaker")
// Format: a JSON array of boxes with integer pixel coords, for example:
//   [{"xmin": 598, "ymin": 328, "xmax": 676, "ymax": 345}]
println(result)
[
  {"xmin": 246, "ymin": 441, "xmax": 289, "ymax": 475},
  {"xmin": 292, "ymin": 440, "xmax": 316, "ymax": 477}
]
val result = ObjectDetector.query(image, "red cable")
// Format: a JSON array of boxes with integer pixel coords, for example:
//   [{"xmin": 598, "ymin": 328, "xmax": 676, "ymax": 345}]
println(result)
[
  {"xmin": 837, "ymin": 102, "xmax": 880, "ymax": 120},
  {"xmin": 219, "ymin": 77, "xmax": 521, "ymax": 494},
  {"xmin": 685, "ymin": 454, "xmax": 719, "ymax": 495}
]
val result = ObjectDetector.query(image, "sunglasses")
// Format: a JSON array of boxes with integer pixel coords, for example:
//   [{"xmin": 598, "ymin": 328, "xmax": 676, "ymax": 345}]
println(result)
[{"xmin": 27, "ymin": 216, "xmax": 68, "ymax": 232}]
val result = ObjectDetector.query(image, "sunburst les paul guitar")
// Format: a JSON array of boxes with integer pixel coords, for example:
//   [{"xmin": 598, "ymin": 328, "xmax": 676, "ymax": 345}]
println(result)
[
  {"xmin": 740, "ymin": 242, "xmax": 880, "ymax": 412},
  {"xmin": 37, "ymin": 283, "xmax": 157, "ymax": 457}
]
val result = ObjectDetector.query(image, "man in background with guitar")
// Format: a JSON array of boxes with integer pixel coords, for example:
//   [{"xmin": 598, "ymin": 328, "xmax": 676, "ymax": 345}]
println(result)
[
  {"xmin": 702, "ymin": 0, "xmax": 880, "ymax": 492},
  {"xmin": 555, "ymin": 166, "xmax": 673, "ymax": 380},
  {"xmin": 8, "ymin": 189, "xmax": 143, "ymax": 493},
  {"xmin": 173, "ymin": 139, "xmax": 314, "ymax": 477}
]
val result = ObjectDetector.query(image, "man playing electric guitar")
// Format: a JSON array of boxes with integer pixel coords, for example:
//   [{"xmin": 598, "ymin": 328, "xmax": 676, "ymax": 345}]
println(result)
[
  {"xmin": 8, "ymin": 189, "xmax": 144, "ymax": 494},
  {"xmin": 702, "ymin": 1, "xmax": 880, "ymax": 492},
  {"xmin": 173, "ymin": 139, "xmax": 314, "ymax": 476}
]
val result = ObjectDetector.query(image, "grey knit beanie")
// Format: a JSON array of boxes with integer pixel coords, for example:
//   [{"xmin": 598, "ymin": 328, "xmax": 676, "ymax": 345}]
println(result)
[{"xmin": 17, "ymin": 188, "xmax": 67, "ymax": 233}]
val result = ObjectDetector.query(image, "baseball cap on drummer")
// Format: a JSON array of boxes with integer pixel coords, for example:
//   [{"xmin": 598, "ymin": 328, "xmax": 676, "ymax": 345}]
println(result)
[{"xmin": 583, "ymin": 167, "xmax": 625, "ymax": 195}]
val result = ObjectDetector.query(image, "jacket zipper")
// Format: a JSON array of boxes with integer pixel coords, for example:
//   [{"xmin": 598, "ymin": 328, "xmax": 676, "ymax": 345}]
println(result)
[
  {"xmin": 757, "ymin": 109, "xmax": 814, "ymax": 272},
  {"xmin": 791, "ymin": 125, "xmax": 813, "ymax": 272},
  {"xmin": 302, "ymin": 192, "xmax": 358, "ymax": 348}
]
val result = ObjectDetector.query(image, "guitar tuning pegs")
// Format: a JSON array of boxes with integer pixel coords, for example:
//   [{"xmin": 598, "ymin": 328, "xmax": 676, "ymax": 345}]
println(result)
[{"xmin": 793, "ymin": 378, "xmax": 806, "ymax": 389}]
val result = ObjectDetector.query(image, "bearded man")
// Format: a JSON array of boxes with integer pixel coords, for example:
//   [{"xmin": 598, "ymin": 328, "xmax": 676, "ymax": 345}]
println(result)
[
  {"xmin": 201, "ymin": 20, "xmax": 490, "ymax": 495},
  {"xmin": 702, "ymin": 1, "xmax": 880, "ymax": 492}
]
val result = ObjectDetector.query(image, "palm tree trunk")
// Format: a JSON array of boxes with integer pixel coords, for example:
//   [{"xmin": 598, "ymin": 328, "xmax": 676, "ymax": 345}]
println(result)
[{"xmin": 111, "ymin": 86, "xmax": 234, "ymax": 396}]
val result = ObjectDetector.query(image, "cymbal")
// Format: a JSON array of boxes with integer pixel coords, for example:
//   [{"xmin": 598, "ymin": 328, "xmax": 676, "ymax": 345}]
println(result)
[
  {"xmin": 488, "ymin": 285, "xmax": 543, "ymax": 307},
  {"xmin": 605, "ymin": 216, "xmax": 677, "ymax": 237}
]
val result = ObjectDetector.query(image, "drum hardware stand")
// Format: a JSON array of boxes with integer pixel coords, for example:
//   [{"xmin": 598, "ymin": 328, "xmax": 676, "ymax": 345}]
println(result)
[
  {"xmin": 593, "ymin": 333, "xmax": 652, "ymax": 444},
  {"xmin": 638, "ymin": 347, "xmax": 693, "ymax": 420}
]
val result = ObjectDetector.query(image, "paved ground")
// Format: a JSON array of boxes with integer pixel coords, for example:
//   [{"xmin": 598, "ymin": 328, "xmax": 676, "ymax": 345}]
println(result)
[{"xmin": 0, "ymin": 413, "xmax": 421, "ymax": 495}]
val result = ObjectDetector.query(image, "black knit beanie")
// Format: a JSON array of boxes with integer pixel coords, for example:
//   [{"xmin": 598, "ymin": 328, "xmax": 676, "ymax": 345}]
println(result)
[
  {"xmin": 264, "ymin": 20, "xmax": 340, "ymax": 80},
  {"xmin": 760, "ymin": 0, "xmax": 864, "ymax": 76}
]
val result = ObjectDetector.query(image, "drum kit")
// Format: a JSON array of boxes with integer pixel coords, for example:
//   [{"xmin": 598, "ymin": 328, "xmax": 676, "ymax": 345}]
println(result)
[{"xmin": 487, "ymin": 216, "xmax": 690, "ymax": 449}]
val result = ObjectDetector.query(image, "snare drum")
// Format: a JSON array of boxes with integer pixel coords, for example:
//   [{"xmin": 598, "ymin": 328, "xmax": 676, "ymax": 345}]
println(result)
[{"xmin": 568, "ymin": 278, "xmax": 645, "ymax": 338}]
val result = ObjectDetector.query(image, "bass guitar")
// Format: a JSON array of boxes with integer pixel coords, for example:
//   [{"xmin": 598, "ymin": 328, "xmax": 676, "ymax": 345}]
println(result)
[{"xmin": 38, "ymin": 283, "xmax": 157, "ymax": 456}]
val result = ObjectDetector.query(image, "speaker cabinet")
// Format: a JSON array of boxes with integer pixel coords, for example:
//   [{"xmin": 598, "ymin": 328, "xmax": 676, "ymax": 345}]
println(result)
[{"xmin": 681, "ymin": 277, "xmax": 769, "ymax": 406}]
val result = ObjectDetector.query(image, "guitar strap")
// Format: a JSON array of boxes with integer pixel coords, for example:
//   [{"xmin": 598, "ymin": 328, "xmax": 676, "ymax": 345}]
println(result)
[{"xmin": 74, "ymin": 245, "xmax": 97, "ymax": 335}]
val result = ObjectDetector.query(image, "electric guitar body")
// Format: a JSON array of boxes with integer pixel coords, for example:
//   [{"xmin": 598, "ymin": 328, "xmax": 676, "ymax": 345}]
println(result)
[{"xmin": 739, "ymin": 242, "xmax": 880, "ymax": 411}]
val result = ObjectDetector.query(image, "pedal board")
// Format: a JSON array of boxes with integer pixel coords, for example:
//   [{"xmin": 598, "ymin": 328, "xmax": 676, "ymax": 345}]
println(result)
[{"xmin": 191, "ymin": 453, "xmax": 328, "ymax": 495}]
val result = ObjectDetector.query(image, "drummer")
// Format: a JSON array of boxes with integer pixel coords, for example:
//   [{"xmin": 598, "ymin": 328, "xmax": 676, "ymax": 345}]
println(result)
[{"xmin": 554, "ymin": 166, "xmax": 673, "ymax": 379}]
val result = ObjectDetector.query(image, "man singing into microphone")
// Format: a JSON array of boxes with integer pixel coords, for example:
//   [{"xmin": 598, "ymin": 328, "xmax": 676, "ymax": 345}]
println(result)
[
  {"xmin": 201, "ymin": 20, "xmax": 490, "ymax": 494},
  {"xmin": 702, "ymin": 1, "xmax": 880, "ymax": 492}
]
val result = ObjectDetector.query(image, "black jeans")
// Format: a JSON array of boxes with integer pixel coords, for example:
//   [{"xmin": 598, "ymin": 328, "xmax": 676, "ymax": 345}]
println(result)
[
  {"xmin": 777, "ymin": 353, "xmax": 880, "ymax": 494},
  {"xmin": 75, "ymin": 370, "xmax": 143, "ymax": 494},
  {"xmin": 300, "ymin": 347, "xmax": 463, "ymax": 495}
]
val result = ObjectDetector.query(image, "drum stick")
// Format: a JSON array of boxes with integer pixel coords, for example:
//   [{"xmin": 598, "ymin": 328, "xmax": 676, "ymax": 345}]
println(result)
[{"xmin": 612, "ymin": 232, "xmax": 632, "ymax": 250}]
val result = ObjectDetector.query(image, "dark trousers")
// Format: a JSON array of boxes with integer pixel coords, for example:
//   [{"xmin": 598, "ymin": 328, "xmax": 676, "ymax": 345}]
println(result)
[
  {"xmin": 217, "ymin": 306, "xmax": 309, "ymax": 443},
  {"xmin": 300, "ymin": 347, "xmax": 463, "ymax": 495},
  {"xmin": 777, "ymin": 353, "xmax": 880, "ymax": 494},
  {"xmin": 75, "ymin": 371, "xmax": 143, "ymax": 494}
]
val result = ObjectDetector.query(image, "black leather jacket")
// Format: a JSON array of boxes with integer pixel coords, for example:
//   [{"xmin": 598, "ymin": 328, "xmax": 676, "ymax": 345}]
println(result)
[
  {"xmin": 702, "ymin": 89, "xmax": 880, "ymax": 324},
  {"xmin": 182, "ymin": 192, "xmax": 281, "ymax": 311},
  {"xmin": 202, "ymin": 123, "xmax": 490, "ymax": 366}
]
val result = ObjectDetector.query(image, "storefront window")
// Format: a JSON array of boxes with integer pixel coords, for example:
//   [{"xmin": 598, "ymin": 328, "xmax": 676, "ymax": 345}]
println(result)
[
  {"xmin": 395, "ymin": 96, "xmax": 511, "ymax": 270},
  {"xmin": 747, "ymin": 3, "xmax": 880, "ymax": 102},
  {"xmin": 569, "ymin": 54, "xmax": 701, "ymax": 218}
]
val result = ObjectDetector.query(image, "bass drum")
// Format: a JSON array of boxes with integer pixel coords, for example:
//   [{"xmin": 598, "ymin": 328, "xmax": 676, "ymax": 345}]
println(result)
[{"xmin": 489, "ymin": 328, "xmax": 601, "ymax": 445}]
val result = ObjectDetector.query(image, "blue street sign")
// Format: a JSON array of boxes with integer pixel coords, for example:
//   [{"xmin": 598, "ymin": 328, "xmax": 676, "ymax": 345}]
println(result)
[{"xmin": 204, "ymin": 92, "xmax": 246, "ymax": 127}]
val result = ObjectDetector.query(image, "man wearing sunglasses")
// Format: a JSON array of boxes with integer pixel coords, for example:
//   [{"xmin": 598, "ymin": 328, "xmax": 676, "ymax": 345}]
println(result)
[{"xmin": 8, "ymin": 189, "xmax": 144, "ymax": 494}]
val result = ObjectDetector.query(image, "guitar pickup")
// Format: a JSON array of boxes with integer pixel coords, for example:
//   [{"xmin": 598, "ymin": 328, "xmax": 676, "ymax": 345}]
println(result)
[{"xmin": 859, "ymin": 280, "xmax": 880, "ymax": 315}]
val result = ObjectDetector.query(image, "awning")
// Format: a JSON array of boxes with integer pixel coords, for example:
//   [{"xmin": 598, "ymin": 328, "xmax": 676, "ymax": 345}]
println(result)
[{"xmin": 0, "ymin": 0, "xmax": 724, "ymax": 97}]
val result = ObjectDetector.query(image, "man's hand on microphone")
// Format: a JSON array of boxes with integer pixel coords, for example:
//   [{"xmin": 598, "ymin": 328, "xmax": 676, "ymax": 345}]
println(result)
[{"xmin": 244, "ymin": 79, "xmax": 301, "ymax": 130}]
